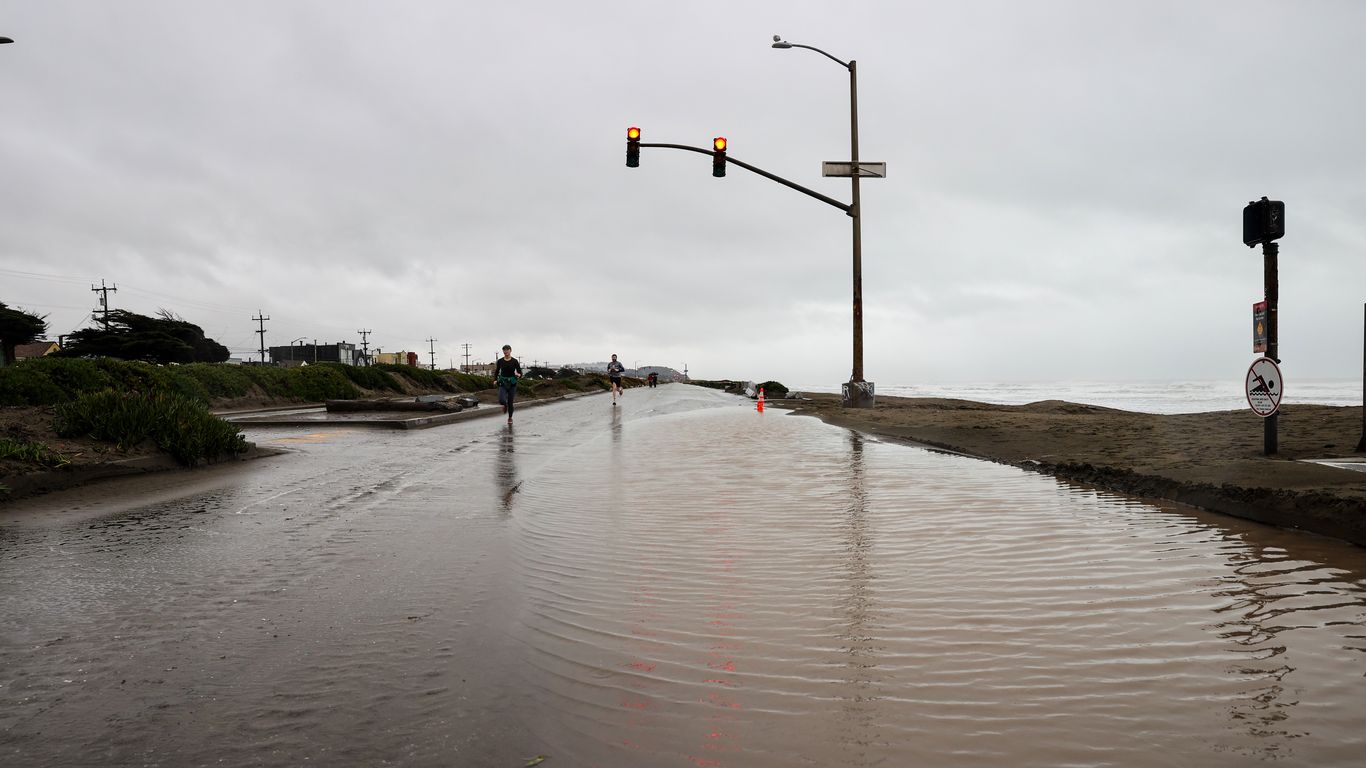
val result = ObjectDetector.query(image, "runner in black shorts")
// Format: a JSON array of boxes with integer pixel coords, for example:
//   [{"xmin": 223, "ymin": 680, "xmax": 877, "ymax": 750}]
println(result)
[
  {"xmin": 495, "ymin": 345, "xmax": 522, "ymax": 423},
  {"xmin": 606, "ymin": 353, "xmax": 625, "ymax": 405}
]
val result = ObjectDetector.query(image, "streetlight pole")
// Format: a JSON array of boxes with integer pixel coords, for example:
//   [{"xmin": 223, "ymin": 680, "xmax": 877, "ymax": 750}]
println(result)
[{"xmin": 773, "ymin": 36, "xmax": 873, "ymax": 407}]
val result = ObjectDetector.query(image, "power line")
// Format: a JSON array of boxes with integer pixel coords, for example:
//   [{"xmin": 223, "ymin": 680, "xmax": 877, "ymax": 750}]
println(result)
[{"xmin": 0, "ymin": 267, "xmax": 93, "ymax": 286}]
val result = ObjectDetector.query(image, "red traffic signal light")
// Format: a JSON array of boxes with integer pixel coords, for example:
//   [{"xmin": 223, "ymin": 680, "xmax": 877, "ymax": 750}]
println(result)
[
  {"xmin": 626, "ymin": 126, "xmax": 641, "ymax": 168},
  {"xmin": 712, "ymin": 136, "xmax": 727, "ymax": 177}
]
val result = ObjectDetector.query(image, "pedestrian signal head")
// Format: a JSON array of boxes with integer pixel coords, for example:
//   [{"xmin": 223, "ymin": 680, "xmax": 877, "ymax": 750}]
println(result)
[
  {"xmin": 1242, "ymin": 197, "xmax": 1285, "ymax": 248},
  {"xmin": 712, "ymin": 136, "xmax": 727, "ymax": 178}
]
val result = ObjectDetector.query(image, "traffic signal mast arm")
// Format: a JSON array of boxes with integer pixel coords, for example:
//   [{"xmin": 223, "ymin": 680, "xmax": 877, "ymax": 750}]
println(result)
[{"xmin": 635, "ymin": 141, "xmax": 852, "ymax": 215}]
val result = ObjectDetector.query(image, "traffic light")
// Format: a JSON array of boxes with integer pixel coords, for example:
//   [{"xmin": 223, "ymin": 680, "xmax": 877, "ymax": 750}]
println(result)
[
  {"xmin": 1242, "ymin": 197, "xmax": 1285, "ymax": 247},
  {"xmin": 712, "ymin": 136, "xmax": 727, "ymax": 178},
  {"xmin": 626, "ymin": 126, "xmax": 641, "ymax": 168}
]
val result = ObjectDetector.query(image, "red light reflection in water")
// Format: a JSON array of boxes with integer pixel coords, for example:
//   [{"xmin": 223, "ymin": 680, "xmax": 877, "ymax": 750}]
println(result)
[{"xmin": 693, "ymin": 502, "xmax": 750, "ymax": 767}]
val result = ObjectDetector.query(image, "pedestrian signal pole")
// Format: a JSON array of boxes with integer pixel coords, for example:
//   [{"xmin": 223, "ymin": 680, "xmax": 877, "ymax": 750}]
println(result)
[
  {"xmin": 1358, "ymin": 303, "xmax": 1365, "ymax": 453},
  {"xmin": 1243, "ymin": 197, "xmax": 1284, "ymax": 455}
]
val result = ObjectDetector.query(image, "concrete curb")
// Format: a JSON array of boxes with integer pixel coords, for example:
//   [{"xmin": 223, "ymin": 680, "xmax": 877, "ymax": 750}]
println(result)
[{"xmin": 224, "ymin": 391, "xmax": 595, "ymax": 430}]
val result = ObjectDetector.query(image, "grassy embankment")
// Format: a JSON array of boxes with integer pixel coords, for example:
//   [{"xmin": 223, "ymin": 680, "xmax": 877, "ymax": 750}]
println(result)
[
  {"xmin": 1, "ymin": 359, "xmax": 638, "ymax": 496},
  {"xmin": 0, "ymin": 357, "xmax": 514, "ymax": 475}
]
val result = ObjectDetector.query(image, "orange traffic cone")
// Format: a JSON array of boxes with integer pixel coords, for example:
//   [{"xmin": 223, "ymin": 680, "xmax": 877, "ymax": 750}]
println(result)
[{"xmin": 756, "ymin": 387, "xmax": 765, "ymax": 412}]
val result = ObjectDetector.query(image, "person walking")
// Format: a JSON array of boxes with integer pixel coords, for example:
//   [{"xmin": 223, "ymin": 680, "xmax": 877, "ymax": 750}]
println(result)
[
  {"xmin": 606, "ymin": 353, "xmax": 626, "ymax": 405},
  {"xmin": 495, "ymin": 345, "xmax": 522, "ymax": 423}
]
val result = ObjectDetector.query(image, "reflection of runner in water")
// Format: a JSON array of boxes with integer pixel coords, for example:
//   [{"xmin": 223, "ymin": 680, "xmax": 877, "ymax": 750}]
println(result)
[
  {"xmin": 495, "ymin": 425, "xmax": 518, "ymax": 515},
  {"xmin": 607, "ymin": 353, "xmax": 625, "ymax": 405},
  {"xmin": 495, "ymin": 345, "xmax": 522, "ymax": 423}
]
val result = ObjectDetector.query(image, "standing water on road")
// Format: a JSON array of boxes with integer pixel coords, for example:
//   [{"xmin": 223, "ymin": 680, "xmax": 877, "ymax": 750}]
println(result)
[{"xmin": 2, "ymin": 385, "xmax": 1364, "ymax": 766}]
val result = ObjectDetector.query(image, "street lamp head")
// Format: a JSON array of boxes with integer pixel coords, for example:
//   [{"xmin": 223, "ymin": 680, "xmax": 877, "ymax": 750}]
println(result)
[
  {"xmin": 771, "ymin": 35, "xmax": 792, "ymax": 49},
  {"xmin": 0, "ymin": 37, "xmax": 15, "ymax": 44}
]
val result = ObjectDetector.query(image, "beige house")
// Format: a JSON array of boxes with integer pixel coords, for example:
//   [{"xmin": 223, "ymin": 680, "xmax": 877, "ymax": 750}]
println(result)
[{"xmin": 14, "ymin": 341, "xmax": 60, "ymax": 360}]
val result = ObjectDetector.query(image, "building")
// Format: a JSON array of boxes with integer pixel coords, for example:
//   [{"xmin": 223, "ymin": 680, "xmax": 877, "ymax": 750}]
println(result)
[
  {"xmin": 268, "ymin": 342, "xmax": 360, "ymax": 367},
  {"xmin": 13, "ymin": 341, "xmax": 60, "ymax": 360},
  {"xmin": 374, "ymin": 351, "xmax": 421, "ymax": 366}
]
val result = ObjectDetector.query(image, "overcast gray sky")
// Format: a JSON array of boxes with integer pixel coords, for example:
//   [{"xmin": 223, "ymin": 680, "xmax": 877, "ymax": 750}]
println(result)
[{"xmin": 3, "ymin": 1, "xmax": 1363, "ymax": 386}]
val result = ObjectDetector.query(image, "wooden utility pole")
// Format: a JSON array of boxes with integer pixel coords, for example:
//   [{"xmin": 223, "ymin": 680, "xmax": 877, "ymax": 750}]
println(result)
[
  {"xmin": 91, "ymin": 279, "xmax": 117, "ymax": 328},
  {"xmin": 357, "ymin": 329, "xmax": 371, "ymax": 365},
  {"xmin": 253, "ymin": 311, "xmax": 270, "ymax": 363},
  {"xmin": 426, "ymin": 338, "xmax": 437, "ymax": 370}
]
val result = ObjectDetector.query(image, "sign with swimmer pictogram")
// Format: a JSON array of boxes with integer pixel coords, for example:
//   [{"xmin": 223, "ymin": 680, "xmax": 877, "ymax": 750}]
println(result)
[{"xmin": 1245, "ymin": 357, "xmax": 1284, "ymax": 417}]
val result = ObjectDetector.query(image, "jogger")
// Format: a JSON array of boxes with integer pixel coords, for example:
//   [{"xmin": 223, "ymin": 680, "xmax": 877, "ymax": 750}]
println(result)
[
  {"xmin": 495, "ymin": 345, "xmax": 522, "ymax": 423},
  {"xmin": 607, "ymin": 353, "xmax": 625, "ymax": 405}
]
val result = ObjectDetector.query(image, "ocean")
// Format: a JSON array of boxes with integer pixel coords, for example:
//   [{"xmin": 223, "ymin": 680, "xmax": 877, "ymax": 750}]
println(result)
[{"xmin": 793, "ymin": 379, "xmax": 1364, "ymax": 415}]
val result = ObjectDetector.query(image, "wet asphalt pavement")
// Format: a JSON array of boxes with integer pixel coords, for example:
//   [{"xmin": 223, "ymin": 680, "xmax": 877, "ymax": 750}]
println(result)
[{"xmin": 3, "ymin": 384, "xmax": 1365, "ymax": 767}]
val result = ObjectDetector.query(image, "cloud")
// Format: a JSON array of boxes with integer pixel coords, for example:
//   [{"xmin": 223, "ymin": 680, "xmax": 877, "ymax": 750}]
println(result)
[{"xmin": 2, "ymin": 0, "xmax": 1363, "ymax": 386}]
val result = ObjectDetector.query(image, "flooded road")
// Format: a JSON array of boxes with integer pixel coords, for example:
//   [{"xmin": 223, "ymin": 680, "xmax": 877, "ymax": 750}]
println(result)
[{"xmin": 3, "ymin": 384, "xmax": 1365, "ymax": 766}]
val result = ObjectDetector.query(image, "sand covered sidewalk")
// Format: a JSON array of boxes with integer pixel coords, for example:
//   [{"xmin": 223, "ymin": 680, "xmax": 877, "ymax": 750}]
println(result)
[{"xmin": 781, "ymin": 393, "xmax": 1366, "ymax": 547}]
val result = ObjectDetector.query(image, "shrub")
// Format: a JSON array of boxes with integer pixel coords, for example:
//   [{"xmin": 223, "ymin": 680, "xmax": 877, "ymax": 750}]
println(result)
[
  {"xmin": 95, "ymin": 357, "xmax": 205, "ymax": 401},
  {"xmin": 285, "ymin": 365, "xmax": 359, "ymax": 402},
  {"xmin": 54, "ymin": 389, "xmax": 248, "ymax": 467},
  {"xmin": 178, "ymin": 363, "xmax": 258, "ymax": 399},
  {"xmin": 336, "ymin": 364, "xmax": 401, "ymax": 392},
  {"xmin": 0, "ymin": 363, "xmax": 68, "ymax": 405},
  {"xmin": 757, "ymin": 381, "xmax": 789, "ymax": 397},
  {"xmin": 0, "ymin": 357, "xmax": 211, "ymax": 405},
  {"xmin": 238, "ymin": 364, "xmax": 295, "ymax": 395},
  {"xmin": 376, "ymin": 364, "xmax": 450, "ymax": 392},
  {"xmin": 447, "ymin": 371, "xmax": 492, "ymax": 392}
]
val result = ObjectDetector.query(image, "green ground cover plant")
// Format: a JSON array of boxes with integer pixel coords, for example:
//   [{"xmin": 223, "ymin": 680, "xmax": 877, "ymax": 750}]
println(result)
[
  {"xmin": 0, "ymin": 358, "xmax": 499, "ymax": 407},
  {"xmin": 54, "ymin": 390, "xmax": 248, "ymax": 467},
  {"xmin": 0, "ymin": 437, "xmax": 70, "ymax": 468},
  {"xmin": 0, "ymin": 357, "xmax": 203, "ymax": 405}
]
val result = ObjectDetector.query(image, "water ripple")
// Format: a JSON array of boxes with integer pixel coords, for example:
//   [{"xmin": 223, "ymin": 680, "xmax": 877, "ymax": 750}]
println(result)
[{"xmin": 508, "ymin": 407, "xmax": 1366, "ymax": 767}]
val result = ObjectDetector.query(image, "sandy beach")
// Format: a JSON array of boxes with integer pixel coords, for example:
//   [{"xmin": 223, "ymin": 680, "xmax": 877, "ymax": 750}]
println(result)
[{"xmin": 780, "ymin": 393, "xmax": 1366, "ymax": 547}]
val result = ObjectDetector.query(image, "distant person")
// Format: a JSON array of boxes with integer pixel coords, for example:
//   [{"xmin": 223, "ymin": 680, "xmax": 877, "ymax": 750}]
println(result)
[
  {"xmin": 648, "ymin": 372, "xmax": 658, "ymax": 388},
  {"xmin": 607, "ymin": 354, "xmax": 626, "ymax": 405},
  {"xmin": 495, "ymin": 345, "xmax": 522, "ymax": 423}
]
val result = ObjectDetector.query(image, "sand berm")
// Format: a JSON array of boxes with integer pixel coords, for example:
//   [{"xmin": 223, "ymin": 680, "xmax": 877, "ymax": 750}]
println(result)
[{"xmin": 780, "ymin": 393, "xmax": 1366, "ymax": 547}]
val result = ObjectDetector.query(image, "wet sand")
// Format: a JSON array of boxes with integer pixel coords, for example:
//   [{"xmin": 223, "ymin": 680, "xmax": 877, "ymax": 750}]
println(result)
[{"xmin": 780, "ymin": 393, "xmax": 1366, "ymax": 547}]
